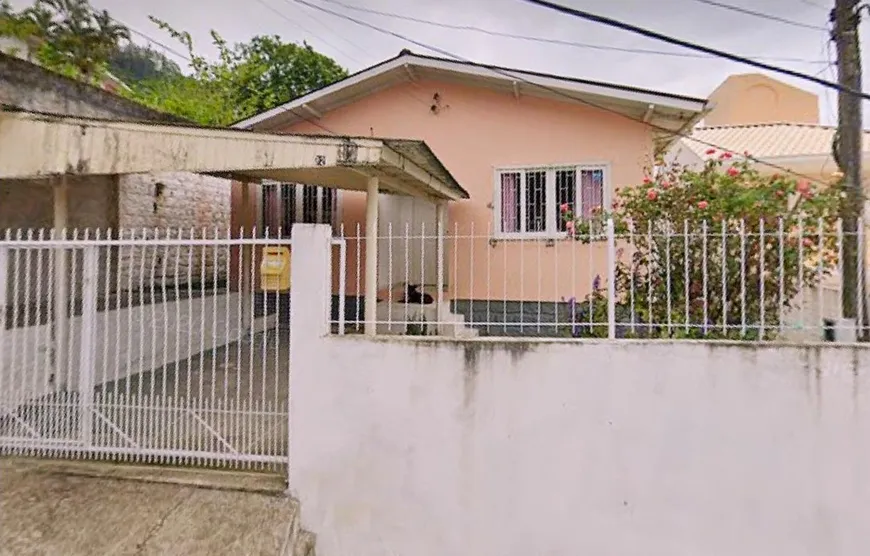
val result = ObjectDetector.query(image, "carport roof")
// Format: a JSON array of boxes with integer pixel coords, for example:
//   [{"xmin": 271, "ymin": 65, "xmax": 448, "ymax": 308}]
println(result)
[{"xmin": 0, "ymin": 106, "xmax": 469, "ymax": 201}]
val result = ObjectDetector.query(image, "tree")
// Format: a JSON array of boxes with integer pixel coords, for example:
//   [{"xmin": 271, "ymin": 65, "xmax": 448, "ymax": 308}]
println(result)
[
  {"xmin": 109, "ymin": 42, "xmax": 182, "ymax": 83},
  {"xmin": 134, "ymin": 17, "xmax": 348, "ymax": 126},
  {"xmin": 1, "ymin": 0, "xmax": 129, "ymax": 81},
  {"xmin": 562, "ymin": 152, "xmax": 844, "ymax": 340}
]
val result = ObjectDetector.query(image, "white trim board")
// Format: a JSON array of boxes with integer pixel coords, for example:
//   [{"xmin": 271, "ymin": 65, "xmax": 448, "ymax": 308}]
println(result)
[{"xmin": 233, "ymin": 53, "xmax": 709, "ymax": 130}]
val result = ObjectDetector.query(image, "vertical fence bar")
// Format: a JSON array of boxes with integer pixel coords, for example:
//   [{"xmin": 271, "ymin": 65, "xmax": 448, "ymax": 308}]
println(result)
[
  {"xmin": 721, "ymin": 220, "xmax": 727, "ymax": 334},
  {"xmin": 629, "ymin": 220, "xmax": 636, "ymax": 334},
  {"xmin": 78, "ymin": 245, "xmax": 99, "ymax": 447},
  {"xmin": 740, "ymin": 219, "xmax": 747, "ymax": 337},
  {"xmin": 778, "ymin": 216, "xmax": 785, "ymax": 334},
  {"xmin": 436, "ymin": 203, "xmax": 446, "ymax": 331},
  {"xmin": 0, "ymin": 237, "xmax": 8, "ymax": 405},
  {"xmin": 338, "ymin": 238, "xmax": 347, "ymax": 336},
  {"xmin": 858, "ymin": 218, "xmax": 865, "ymax": 338},
  {"xmin": 702, "ymin": 220, "xmax": 708, "ymax": 335},
  {"xmin": 683, "ymin": 220, "xmax": 689, "ymax": 334},
  {"xmin": 606, "ymin": 218, "xmax": 616, "ymax": 339},
  {"xmin": 759, "ymin": 218, "xmax": 765, "ymax": 339}
]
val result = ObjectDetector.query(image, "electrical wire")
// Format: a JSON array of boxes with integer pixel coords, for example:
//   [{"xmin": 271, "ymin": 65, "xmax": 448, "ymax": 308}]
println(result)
[
  {"xmin": 268, "ymin": 0, "xmax": 433, "ymax": 108},
  {"xmin": 253, "ymin": 0, "xmax": 367, "ymax": 66},
  {"xmin": 516, "ymin": 0, "xmax": 870, "ymax": 100},
  {"xmin": 106, "ymin": 12, "xmax": 346, "ymax": 137},
  {"xmin": 311, "ymin": 0, "xmax": 829, "ymax": 65},
  {"xmin": 291, "ymin": 0, "xmax": 831, "ymax": 184},
  {"xmin": 686, "ymin": 0, "xmax": 827, "ymax": 31}
]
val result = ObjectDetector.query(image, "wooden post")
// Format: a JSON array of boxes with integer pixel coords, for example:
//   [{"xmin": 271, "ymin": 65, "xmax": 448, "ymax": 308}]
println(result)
[{"xmin": 833, "ymin": 0, "xmax": 865, "ymax": 338}]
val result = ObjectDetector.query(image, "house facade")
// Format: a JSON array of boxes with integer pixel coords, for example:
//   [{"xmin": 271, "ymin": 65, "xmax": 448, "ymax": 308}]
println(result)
[{"xmin": 234, "ymin": 51, "xmax": 709, "ymax": 332}]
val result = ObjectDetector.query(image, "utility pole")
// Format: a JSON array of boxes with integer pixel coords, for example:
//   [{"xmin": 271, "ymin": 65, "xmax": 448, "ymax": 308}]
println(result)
[{"xmin": 832, "ymin": 0, "xmax": 864, "ymax": 338}]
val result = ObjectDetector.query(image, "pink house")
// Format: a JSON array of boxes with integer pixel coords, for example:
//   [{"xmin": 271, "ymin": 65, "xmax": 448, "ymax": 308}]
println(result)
[{"xmin": 234, "ymin": 50, "xmax": 709, "ymax": 335}]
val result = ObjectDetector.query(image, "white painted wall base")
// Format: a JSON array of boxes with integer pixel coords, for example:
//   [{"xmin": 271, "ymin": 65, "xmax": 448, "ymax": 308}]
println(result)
[{"xmin": 289, "ymin": 224, "xmax": 870, "ymax": 556}]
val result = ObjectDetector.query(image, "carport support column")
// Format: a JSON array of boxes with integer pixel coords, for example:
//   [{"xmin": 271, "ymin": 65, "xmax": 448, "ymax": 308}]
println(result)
[
  {"xmin": 53, "ymin": 176, "xmax": 69, "ymax": 387},
  {"xmin": 240, "ymin": 181, "xmax": 253, "ymax": 336},
  {"xmin": 364, "ymin": 176, "xmax": 379, "ymax": 336}
]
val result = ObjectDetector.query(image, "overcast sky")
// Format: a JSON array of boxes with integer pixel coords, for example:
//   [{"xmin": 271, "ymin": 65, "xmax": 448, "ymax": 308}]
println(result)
[{"xmin": 11, "ymin": 0, "xmax": 866, "ymax": 125}]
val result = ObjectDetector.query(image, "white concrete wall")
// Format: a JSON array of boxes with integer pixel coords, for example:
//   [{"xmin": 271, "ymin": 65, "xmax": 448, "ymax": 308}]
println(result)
[
  {"xmin": 289, "ymin": 224, "xmax": 870, "ymax": 556},
  {"xmin": 0, "ymin": 293, "xmax": 273, "ymax": 413}
]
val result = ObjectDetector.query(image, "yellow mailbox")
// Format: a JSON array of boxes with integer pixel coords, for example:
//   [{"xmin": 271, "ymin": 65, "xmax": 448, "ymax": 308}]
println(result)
[{"xmin": 260, "ymin": 246, "xmax": 291, "ymax": 291}]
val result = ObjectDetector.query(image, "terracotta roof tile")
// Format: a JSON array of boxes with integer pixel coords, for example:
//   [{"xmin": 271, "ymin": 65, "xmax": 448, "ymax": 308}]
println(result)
[{"xmin": 680, "ymin": 122, "xmax": 870, "ymax": 160}]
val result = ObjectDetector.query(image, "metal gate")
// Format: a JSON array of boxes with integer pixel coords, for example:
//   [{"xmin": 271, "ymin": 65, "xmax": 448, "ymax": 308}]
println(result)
[{"xmin": 0, "ymin": 230, "xmax": 291, "ymax": 472}]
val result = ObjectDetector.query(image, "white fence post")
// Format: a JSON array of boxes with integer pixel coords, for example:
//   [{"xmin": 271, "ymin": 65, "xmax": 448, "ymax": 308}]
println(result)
[
  {"xmin": 78, "ymin": 245, "xmax": 99, "ymax": 446},
  {"xmin": 288, "ymin": 224, "xmax": 332, "ymax": 491},
  {"xmin": 607, "ymin": 218, "xmax": 616, "ymax": 340}
]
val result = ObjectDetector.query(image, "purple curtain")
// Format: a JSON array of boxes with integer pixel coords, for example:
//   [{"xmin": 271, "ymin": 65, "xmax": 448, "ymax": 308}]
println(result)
[
  {"xmin": 580, "ymin": 169, "xmax": 604, "ymax": 218},
  {"xmin": 501, "ymin": 173, "xmax": 520, "ymax": 233}
]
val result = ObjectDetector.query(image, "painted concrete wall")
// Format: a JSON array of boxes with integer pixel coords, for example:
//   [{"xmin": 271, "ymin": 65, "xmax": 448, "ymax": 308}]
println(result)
[
  {"xmin": 289, "ymin": 225, "xmax": 870, "ymax": 556},
  {"xmin": 283, "ymin": 78, "xmax": 653, "ymax": 303},
  {"xmin": 704, "ymin": 73, "xmax": 820, "ymax": 126}
]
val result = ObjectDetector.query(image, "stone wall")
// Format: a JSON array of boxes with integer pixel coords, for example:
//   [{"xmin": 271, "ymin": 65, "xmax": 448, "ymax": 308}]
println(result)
[{"xmin": 115, "ymin": 172, "xmax": 232, "ymax": 286}]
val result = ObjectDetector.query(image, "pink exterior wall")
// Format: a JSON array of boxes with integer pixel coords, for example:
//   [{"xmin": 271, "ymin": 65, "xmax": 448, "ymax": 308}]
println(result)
[{"xmin": 283, "ymin": 78, "xmax": 653, "ymax": 302}]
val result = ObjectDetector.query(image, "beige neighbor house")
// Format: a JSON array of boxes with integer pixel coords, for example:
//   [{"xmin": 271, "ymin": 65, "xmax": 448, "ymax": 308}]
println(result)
[
  {"xmin": 233, "ymin": 50, "xmax": 711, "ymax": 336},
  {"xmin": 668, "ymin": 73, "xmax": 870, "ymax": 340}
]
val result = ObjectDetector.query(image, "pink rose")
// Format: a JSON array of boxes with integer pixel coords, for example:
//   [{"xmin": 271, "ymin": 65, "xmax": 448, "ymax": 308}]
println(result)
[
  {"xmin": 560, "ymin": 203, "xmax": 570, "ymax": 213},
  {"xmin": 565, "ymin": 220, "xmax": 575, "ymax": 233},
  {"xmin": 643, "ymin": 177, "xmax": 652, "ymax": 184},
  {"xmin": 720, "ymin": 152, "xmax": 733, "ymax": 160},
  {"xmin": 705, "ymin": 148, "xmax": 716, "ymax": 155},
  {"xmin": 727, "ymin": 167, "xmax": 740, "ymax": 177},
  {"xmin": 697, "ymin": 200, "xmax": 708, "ymax": 210},
  {"xmin": 647, "ymin": 188, "xmax": 658, "ymax": 201}
]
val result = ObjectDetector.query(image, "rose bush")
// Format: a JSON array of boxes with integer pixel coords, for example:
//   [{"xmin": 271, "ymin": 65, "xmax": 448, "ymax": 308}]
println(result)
[{"xmin": 561, "ymin": 153, "xmax": 844, "ymax": 339}]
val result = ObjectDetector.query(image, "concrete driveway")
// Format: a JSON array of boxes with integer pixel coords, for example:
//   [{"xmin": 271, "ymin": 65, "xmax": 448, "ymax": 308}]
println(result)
[{"xmin": 0, "ymin": 459, "xmax": 315, "ymax": 556}]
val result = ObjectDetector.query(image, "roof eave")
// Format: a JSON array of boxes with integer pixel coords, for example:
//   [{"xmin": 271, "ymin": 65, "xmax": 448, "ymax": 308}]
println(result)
[{"xmin": 233, "ymin": 53, "xmax": 709, "ymax": 131}]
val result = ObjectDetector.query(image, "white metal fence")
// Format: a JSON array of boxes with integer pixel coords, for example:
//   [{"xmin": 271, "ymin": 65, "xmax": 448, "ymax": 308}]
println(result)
[
  {"xmin": 332, "ymin": 218, "xmax": 865, "ymax": 341},
  {"xmin": 0, "ymin": 228, "xmax": 291, "ymax": 471}
]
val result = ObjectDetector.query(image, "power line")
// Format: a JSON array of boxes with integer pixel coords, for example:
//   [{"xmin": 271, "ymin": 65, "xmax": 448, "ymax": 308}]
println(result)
[
  {"xmin": 253, "ymin": 0, "xmax": 366, "ymax": 66},
  {"xmin": 107, "ymin": 18, "xmax": 193, "ymax": 63},
  {"xmin": 798, "ymin": 0, "xmax": 831, "ymax": 9},
  {"xmin": 108, "ymin": 13, "xmax": 346, "ymax": 137},
  {"xmin": 517, "ymin": 0, "xmax": 870, "ymax": 100},
  {"xmin": 311, "ymin": 0, "xmax": 829, "ymax": 65},
  {"xmin": 268, "ymin": 0, "xmax": 433, "ymax": 108},
  {"xmin": 686, "ymin": 0, "xmax": 827, "ymax": 31},
  {"xmin": 291, "ymin": 0, "xmax": 829, "ymax": 185}
]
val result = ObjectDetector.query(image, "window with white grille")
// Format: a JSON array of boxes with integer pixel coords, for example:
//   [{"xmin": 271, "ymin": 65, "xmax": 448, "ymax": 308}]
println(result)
[
  {"xmin": 262, "ymin": 182, "xmax": 338, "ymax": 236},
  {"xmin": 495, "ymin": 165, "xmax": 609, "ymax": 237}
]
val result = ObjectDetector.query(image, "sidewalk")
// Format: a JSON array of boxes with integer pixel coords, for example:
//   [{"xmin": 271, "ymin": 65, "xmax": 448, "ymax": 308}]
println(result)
[{"xmin": 0, "ymin": 458, "xmax": 313, "ymax": 556}]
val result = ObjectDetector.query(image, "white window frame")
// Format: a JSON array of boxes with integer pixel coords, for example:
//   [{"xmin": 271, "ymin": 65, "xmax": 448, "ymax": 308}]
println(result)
[
  {"xmin": 492, "ymin": 162, "xmax": 611, "ymax": 240},
  {"xmin": 260, "ymin": 181, "xmax": 341, "ymax": 235}
]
